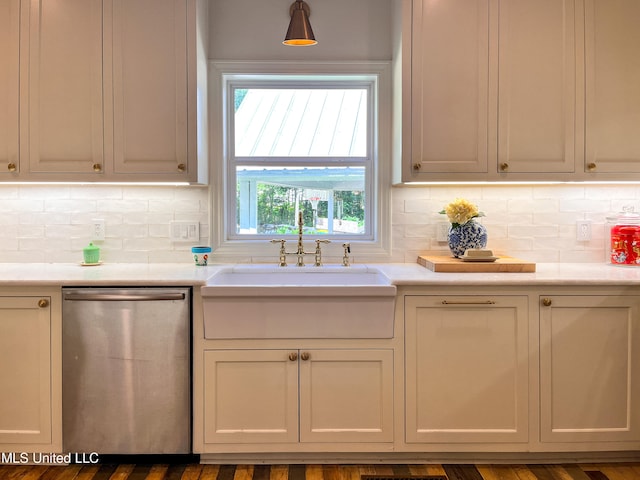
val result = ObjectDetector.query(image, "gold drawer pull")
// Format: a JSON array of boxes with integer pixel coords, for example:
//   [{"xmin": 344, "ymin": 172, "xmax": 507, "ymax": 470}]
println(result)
[
  {"xmin": 7, "ymin": 162, "xmax": 17, "ymax": 172},
  {"xmin": 288, "ymin": 352, "xmax": 298, "ymax": 361},
  {"xmin": 500, "ymin": 162, "xmax": 509, "ymax": 172},
  {"xmin": 300, "ymin": 352, "xmax": 310, "ymax": 361},
  {"xmin": 177, "ymin": 163, "xmax": 186, "ymax": 172},
  {"xmin": 587, "ymin": 162, "xmax": 597, "ymax": 171},
  {"xmin": 542, "ymin": 298, "xmax": 552, "ymax": 307},
  {"xmin": 38, "ymin": 298, "xmax": 49, "ymax": 308},
  {"xmin": 413, "ymin": 163, "xmax": 421, "ymax": 171},
  {"xmin": 93, "ymin": 163, "xmax": 102, "ymax": 172},
  {"xmin": 441, "ymin": 300, "xmax": 496, "ymax": 305}
]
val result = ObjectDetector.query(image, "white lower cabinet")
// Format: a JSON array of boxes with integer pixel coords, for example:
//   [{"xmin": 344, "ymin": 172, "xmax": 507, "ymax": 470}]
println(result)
[
  {"xmin": 539, "ymin": 294, "xmax": 640, "ymax": 446},
  {"xmin": 202, "ymin": 348, "xmax": 394, "ymax": 447},
  {"xmin": 0, "ymin": 289, "xmax": 61, "ymax": 452},
  {"xmin": 203, "ymin": 349, "xmax": 298, "ymax": 444},
  {"xmin": 404, "ymin": 295, "xmax": 529, "ymax": 445},
  {"xmin": 299, "ymin": 349, "xmax": 393, "ymax": 444},
  {"xmin": 197, "ymin": 286, "xmax": 640, "ymax": 459}
]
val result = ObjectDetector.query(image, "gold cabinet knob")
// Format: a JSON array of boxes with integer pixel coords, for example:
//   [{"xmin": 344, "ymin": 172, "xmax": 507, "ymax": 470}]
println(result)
[
  {"xmin": 542, "ymin": 298, "xmax": 552, "ymax": 307},
  {"xmin": 300, "ymin": 352, "xmax": 310, "ymax": 361},
  {"xmin": 288, "ymin": 352, "xmax": 298, "ymax": 361},
  {"xmin": 38, "ymin": 298, "xmax": 49, "ymax": 308},
  {"xmin": 412, "ymin": 163, "xmax": 422, "ymax": 171},
  {"xmin": 500, "ymin": 162, "xmax": 509, "ymax": 172},
  {"xmin": 92, "ymin": 163, "xmax": 102, "ymax": 172},
  {"xmin": 587, "ymin": 162, "xmax": 597, "ymax": 172},
  {"xmin": 177, "ymin": 163, "xmax": 186, "ymax": 172},
  {"xmin": 7, "ymin": 162, "xmax": 17, "ymax": 172}
]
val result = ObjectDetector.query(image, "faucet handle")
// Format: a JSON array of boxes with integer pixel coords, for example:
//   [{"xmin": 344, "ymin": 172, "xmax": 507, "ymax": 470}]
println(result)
[
  {"xmin": 313, "ymin": 239, "xmax": 330, "ymax": 267},
  {"xmin": 270, "ymin": 239, "xmax": 288, "ymax": 267},
  {"xmin": 270, "ymin": 239, "xmax": 287, "ymax": 252}
]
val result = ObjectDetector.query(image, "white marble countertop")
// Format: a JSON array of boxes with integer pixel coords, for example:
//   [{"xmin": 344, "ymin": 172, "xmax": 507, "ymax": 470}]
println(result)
[
  {"xmin": 373, "ymin": 262, "xmax": 640, "ymax": 286},
  {"xmin": 2, "ymin": 261, "xmax": 640, "ymax": 287},
  {"xmin": 0, "ymin": 262, "xmax": 221, "ymax": 286}
]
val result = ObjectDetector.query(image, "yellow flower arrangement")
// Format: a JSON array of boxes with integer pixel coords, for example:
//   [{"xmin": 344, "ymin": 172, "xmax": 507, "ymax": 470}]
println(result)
[{"xmin": 439, "ymin": 198, "xmax": 484, "ymax": 227}]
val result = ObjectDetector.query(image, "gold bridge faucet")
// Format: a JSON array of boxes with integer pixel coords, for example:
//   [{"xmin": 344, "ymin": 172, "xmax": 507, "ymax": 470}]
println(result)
[{"xmin": 270, "ymin": 211, "xmax": 330, "ymax": 267}]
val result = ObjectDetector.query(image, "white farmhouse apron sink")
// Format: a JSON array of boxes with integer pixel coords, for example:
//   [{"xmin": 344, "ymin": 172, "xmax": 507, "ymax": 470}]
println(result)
[{"xmin": 201, "ymin": 265, "xmax": 396, "ymax": 339}]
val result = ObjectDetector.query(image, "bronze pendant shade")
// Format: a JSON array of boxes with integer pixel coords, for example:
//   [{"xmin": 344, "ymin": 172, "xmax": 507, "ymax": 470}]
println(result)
[{"xmin": 283, "ymin": 0, "xmax": 317, "ymax": 46}]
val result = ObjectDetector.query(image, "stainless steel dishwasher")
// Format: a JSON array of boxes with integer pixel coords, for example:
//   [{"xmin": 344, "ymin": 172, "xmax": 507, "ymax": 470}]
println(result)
[{"xmin": 62, "ymin": 287, "xmax": 191, "ymax": 454}]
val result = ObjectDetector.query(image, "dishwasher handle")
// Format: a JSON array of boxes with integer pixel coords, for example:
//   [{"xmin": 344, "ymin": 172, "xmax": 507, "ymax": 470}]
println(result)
[{"xmin": 63, "ymin": 292, "xmax": 186, "ymax": 302}]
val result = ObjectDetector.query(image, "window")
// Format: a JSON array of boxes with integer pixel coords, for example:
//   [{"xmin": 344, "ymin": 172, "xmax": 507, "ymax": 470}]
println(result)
[{"xmin": 213, "ymin": 63, "xmax": 391, "ymax": 258}]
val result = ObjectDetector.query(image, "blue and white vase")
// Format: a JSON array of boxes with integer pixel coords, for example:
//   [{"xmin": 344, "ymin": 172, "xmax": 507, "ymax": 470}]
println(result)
[{"xmin": 448, "ymin": 220, "xmax": 488, "ymax": 258}]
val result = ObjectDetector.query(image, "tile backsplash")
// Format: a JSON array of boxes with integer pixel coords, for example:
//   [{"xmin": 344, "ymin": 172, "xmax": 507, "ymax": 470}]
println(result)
[
  {"xmin": 1, "ymin": 185, "xmax": 209, "ymax": 264},
  {"xmin": 2, "ymin": 183, "xmax": 637, "ymax": 264},
  {"xmin": 392, "ymin": 183, "xmax": 640, "ymax": 264}
]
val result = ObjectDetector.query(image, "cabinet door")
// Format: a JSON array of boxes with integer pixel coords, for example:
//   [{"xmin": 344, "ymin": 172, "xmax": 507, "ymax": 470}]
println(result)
[
  {"xmin": 497, "ymin": 0, "xmax": 580, "ymax": 174},
  {"xmin": 585, "ymin": 0, "xmax": 640, "ymax": 174},
  {"xmin": 0, "ymin": 296, "xmax": 52, "ymax": 445},
  {"xmin": 405, "ymin": 0, "xmax": 493, "ymax": 178},
  {"xmin": 405, "ymin": 295, "xmax": 529, "ymax": 444},
  {"xmin": 203, "ymin": 349, "xmax": 298, "ymax": 444},
  {"xmin": 299, "ymin": 349, "xmax": 393, "ymax": 443},
  {"xmin": 109, "ymin": 0, "xmax": 191, "ymax": 178},
  {"xmin": 0, "ymin": 0, "xmax": 20, "ymax": 177},
  {"xmin": 22, "ymin": 0, "xmax": 104, "ymax": 175},
  {"xmin": 540, "ymin": 295, "xmax": 640, "ymax": 444}
]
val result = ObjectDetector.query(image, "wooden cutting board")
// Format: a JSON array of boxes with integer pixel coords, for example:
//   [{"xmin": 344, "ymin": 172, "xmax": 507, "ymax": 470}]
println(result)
[{"xmin": 418, "ymin": 255, "xmax": 536, "ymax": 272}]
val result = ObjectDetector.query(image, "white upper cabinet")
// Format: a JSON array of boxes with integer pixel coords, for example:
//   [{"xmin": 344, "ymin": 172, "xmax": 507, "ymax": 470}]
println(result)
[
  {"xmin": 404, "ymin": 0, "xmax": 493, "ymax": 179},
  {"xmin": 22, "ymin": 0, "xmax": 104, "ymax": 177},
  {"xmin": 6, "ymin": 0, "xmax": 204, "ymax": 182},
  {"xmin": 402, "ymin": 0, "xmax": 640, "ymax": 182},
  {"xmin": 584, "ymin": 0, "xmax": 640, "ymax": 176},
  {"xmin": 497, "ymin": 0, "xmax": 580, "ymax": 175},
  {"xmin": 0, "ymin": 0, "xmax": 20, "ymax": 177},
  {"xmin": 108, "ymin": 0, "xmax": 193, "ymax": 179}
]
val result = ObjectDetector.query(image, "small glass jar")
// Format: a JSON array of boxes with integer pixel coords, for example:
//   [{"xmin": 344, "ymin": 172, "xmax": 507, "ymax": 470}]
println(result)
[
  {"xmin": 606, "ymin": 206, "xmax": 640, "ymax": 266},
  {"xmin": 82, "ymin": 242, "xmax": 100, "ymax": 264}
]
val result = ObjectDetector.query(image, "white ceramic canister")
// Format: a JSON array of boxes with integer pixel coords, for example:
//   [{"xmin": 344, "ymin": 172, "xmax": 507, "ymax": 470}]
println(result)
[{"xmin": 191, "ymin": 246, "xmax": 212, "ymax": 266}]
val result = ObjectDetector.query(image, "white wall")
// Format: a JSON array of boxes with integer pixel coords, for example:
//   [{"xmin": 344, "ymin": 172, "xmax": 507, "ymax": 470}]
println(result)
[{"xmin": 208, "ymin": 0, "xmax": 393, "ymax": 61}]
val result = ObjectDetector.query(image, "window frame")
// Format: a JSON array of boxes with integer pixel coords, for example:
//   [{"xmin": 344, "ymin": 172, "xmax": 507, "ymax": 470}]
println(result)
[
  {"xmin": 209, "ymin": 61, "xmax": 392, "ymax": 262},
  {"xmin": 228, "ymin": 79, "xmax": 374, "ymax": 240}
]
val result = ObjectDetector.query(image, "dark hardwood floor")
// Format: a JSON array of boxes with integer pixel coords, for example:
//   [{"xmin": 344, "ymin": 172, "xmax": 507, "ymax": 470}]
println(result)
[{"xmin": 1, "ymin": 463, "xmax": 640, "ymax": 480}]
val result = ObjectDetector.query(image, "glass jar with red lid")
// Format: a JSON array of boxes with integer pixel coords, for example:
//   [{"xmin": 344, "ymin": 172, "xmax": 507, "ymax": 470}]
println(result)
[{"xmin": 607, "ymin": 206, "xmax": 640, "ymax": 265}]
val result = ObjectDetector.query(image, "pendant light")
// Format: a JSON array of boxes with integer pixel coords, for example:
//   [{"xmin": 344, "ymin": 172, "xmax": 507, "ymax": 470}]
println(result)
[{"xmin": 283, "ymin": 0, "xmax": 317, "ymax": 46}]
